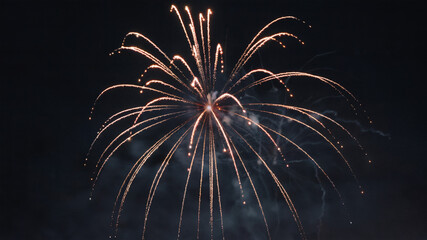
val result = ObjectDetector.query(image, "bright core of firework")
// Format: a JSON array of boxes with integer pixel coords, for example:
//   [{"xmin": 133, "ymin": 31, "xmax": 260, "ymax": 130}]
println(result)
[{"xmin": 86, "ymin": 5, "xmax": 372, "ymax": 240}]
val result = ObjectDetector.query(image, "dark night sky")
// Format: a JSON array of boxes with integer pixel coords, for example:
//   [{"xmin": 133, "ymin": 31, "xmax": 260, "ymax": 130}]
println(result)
[{"xmin": 1, "ymin": 0, "xmax": 426, "ymax": 239}]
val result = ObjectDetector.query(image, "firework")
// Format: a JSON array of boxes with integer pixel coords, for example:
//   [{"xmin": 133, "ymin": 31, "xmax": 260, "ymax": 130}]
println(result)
[{"xmin": 87, "ymin": 5, "xmax": 370, "ymax": 239}]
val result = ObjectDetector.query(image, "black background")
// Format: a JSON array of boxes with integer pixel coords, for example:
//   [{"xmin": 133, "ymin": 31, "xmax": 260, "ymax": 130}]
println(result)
[{"xmin": 1, "ymin": 0, "xmax": 426, "ymax": 239}]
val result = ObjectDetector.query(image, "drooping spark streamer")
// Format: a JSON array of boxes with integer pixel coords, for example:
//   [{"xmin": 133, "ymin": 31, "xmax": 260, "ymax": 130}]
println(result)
[{"xmin": 87, "ymin": 5, "xmax": 371, "ymax": 240}]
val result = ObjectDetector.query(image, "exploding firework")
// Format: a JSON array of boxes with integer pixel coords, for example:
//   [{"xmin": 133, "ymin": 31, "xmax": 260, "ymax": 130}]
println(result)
[{"xmin": 86, "ymin": 5, "xmax": 371, "ymax": 240}]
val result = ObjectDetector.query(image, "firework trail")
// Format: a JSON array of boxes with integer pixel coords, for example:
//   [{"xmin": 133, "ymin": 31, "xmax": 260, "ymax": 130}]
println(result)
[{"xmin": 86, "ymin": 5, "xmax": 371, "ymax": 239}]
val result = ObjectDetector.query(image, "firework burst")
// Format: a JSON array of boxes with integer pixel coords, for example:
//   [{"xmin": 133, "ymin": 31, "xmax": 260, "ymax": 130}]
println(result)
[{"xmin": 86, "ymin": 5, "xmax": 371, "ymax": 240}]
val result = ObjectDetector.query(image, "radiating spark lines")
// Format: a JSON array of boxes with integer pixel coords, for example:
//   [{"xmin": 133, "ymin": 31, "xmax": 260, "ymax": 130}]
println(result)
[{"xmin": 87, "ymin": 5, "xmax": 371, "ymax": 240}]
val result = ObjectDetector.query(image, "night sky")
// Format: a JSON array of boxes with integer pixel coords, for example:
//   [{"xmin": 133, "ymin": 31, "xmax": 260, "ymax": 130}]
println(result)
[{"xmin": 2, "ymin": 0, "xmax": 426, "ymax": 239}]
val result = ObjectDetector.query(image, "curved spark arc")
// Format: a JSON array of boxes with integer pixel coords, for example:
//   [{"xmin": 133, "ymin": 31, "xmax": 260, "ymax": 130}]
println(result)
[
  {"xmin": 229, "ymin": 16, "xmax": 305, "ymax": 81},
  {"xmin": 212, "ymin": 124, "xmax": 225, "ymax": 240},
  {"xmin": 101, "ymin": 105, "xmax": 179, "ymax": 126},
  {"xmin": 248, "ymin": 108, "xmax": 361, "ymax": 188},
  {"xmin": 185, "ymin": 7, "xmax": 207, "ymax": 86},
  {"xmin": 231, "ymin": 111, "xmax": 345, "ymax": 203},
  {"xmin": 207, "ymin": 9, "xmax": 212, "ymax": 86},
  {"xmin": 214, "ymin": 93, "xmax": 246, "ymax": 113},
  {"xmin": 94, "ymin": 84, "xmax": 186, "ymax": 102},
  {"xmin": 89, "ymin": 83, "xmax": 188, "ymax": 119},
  {"xmin": 170, "ymin": 5, "xmax": 206, "ymax": 95},
  {"xmin": 112, "ymin": 119, "xmax": 192, "ymax": 238},
  {"xmin": 120, "ymin": 31, "xmax": 188, "ymax": 82},
  {"xmin": 227, "ymin": 111, "xmax": 285, "ymax": 160},
  {"xmin": 232, "ymin": 71, "xmax": 362, "ymax": 113},
  {"xmin": 86, "ymin": 105, "xmax": 179, "ymax": 164},
  {"xmin": 132, "ymin": 96, "xmax": 196, "ymax": 127},
  {"xmin": 92, "ymin": 112, "xmax": 189, "ymax": 194},
  {"xmin": 120, "ymin": 32, "xmax": 195, "ymax": 91},
  {"xmin": 212, "ymin": 43, "xmax": 224, "ymax": 88},
  {"xmin": 225, "ymin": 32, "xmax": 304, "ymax": 90},
  {"xmin": 121, "ymin": 32, "xmax": 196, "ymax": 85},
  {"xmin": 94, "ymin": 110, "xmax": 185, "ymax": 171},
  {"xmin": 172, "ymin": 55, "xmax": 197, "ymax": 79},
  {"xmin": 145, "ymin": 80, "xmax": 186, "ymax": 94},
  {"xmin": 170, "ymin": 5, "xmax": 193, "ymax": 49},
  {"xmin": 211, "ymin": 110, "xmax": 245, "ymax": 204},
  {"xmin": 228, "ymin": 138, "xmax": 271, "ymax": 240},
  {"xmin": 142, "ymin": 125, "xmax": 193, "ymax": 240},
  {"xmin": 177, "ymin": 118, "xmax": 206, "ymax": 239},
  {"xmin": 87, "ymin": 5, "xmax": 368, "ymax": 240},
  {"xmin": 230, "ymin": 127, "xmax": 306, "ymax": 240},
  {"xmin": 208, "ymin": 120, "xmax": 215, "ymax": 240},
  {"xmin": 241, "ymin": 72, "xmax": 354, "ymax": 99},
  {"xmin": 230, "ymin": 70, "xmax": 370, "ymax": 120},
  {"xmin": 246, "ymin": 103, "xmax": 366, "ymax": 152},
  {"xmin": 190, "ymin": 111, "xmax": 206, "ymax": 148},
  {"xmin": 199, "ymin": 13, "xmax": 208, "ymax": 83},
  {"xmin": 117, "ymin": 46, "xmax": 194, "ymax": 93},
  {"xmin": 190, "ymin": 77, "xmax": 205, "ymax": 98},
  {"xmin": 138, "ymin": 63, "xmax": 190, "ymax": 91},
  {"xmin": 225, "ymin": 68, "xmax": 285, "ymax": 94},
  {"xmin": 121, "ymin": 32, "xmax": 172, "ymax": 63},
  {"xmin": 197, "ymin": 130, "xmax": 206, "ymax": 240}
]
